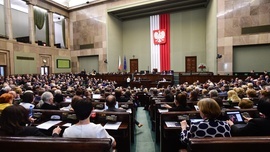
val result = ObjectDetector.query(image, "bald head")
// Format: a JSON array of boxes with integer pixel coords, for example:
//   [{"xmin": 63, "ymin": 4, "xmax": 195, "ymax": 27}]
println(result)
[{"xmin": 106, "ymin": 95, "xmax": 116, "ymax": 108}]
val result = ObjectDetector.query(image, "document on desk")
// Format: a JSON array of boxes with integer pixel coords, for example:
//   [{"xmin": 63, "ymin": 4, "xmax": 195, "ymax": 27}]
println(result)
[
  {"xmin": 126, "ymin": 109, "xmax": 132, "ymax": 113},
  {"xmin": 165, "ymin": 121, "xmax": 181, "ymax": 128},
  {"xmin": 104, "ymin": 122, "xmax": 122, "ymax": 130},
  {"xmin": 62, "ymin": 123, "xmax": 72, "ymax": 127},
  {"xmin": 36, "ymin": 120, "xmax": 62, "ymax": 130},
  {"xmin": 158, "ymin": 109, "xmax": 168, "ymax": 113}
]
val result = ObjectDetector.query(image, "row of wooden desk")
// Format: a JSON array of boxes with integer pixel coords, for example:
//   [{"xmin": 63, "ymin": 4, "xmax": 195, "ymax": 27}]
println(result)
[
  {"xmin": 31, "ymin": 101, "xmax": 135, "ymax": 152},
  {"xmin": 149, "ymin": 97, "xmax": 260, "ymax": 152}
]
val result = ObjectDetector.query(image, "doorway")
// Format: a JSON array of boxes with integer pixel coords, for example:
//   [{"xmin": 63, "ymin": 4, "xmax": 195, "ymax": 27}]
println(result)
[
  {"xmin": 41, "ymin": 66, "xmax": 49, "ymax": 75},
  {"xmin": 0, "ymin": 66, "xmax": 6, "ymax": 77},
  {"xmin": 185, "ymin": 56, "xmax": 197, "ymax": 73},
  {"xmin": 130, "ymin": 59, "xmax": 138, "ymax": 73}
]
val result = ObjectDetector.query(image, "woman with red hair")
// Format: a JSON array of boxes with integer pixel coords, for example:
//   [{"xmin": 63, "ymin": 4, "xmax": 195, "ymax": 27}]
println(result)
[{"xmin": 0, "ymin": 93, "xmax": 13, "ymax": 112}]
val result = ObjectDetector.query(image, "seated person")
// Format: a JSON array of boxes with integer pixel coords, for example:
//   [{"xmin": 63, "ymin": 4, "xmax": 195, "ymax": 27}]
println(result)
[
  {"xmin": 40, "ymin": 91, "xmax": 59, "ymax": 110},
  {"xmin": 164, "ymin": 93, "xmax": 191, "ymax": 111},
  {"xmin": 0, "ymin": 105, "xmax": 61, "ymax": 136},
  {"xmin": 238, "ymin": 98, "xmax": 254, "ymax": 109},
  {"xmin": 0, "ymin": 93, "xmax": 13, "ymax": 112},
  {"xmin": 63, "ymin": 98, "xmax": 116, "ymax": 148},
  {"xmin": 19, "ymin": 92, "xmax": 35, "ymax": 109},
  {"xmin": 180, "ymin": 98, "xmax": 231, "ymax": 144},
  {"xmin": 227, "ymin": 98, "xmax": 270, "ymax": 136},
  {"xmin": 105, "ymin": 95, "xmax": 143, "ymax": 128}
]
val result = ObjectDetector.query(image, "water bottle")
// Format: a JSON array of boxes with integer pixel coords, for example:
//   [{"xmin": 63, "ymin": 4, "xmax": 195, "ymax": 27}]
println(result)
[{"xmin": 29, "ymin": 105, "xmax": 33, "ymax": 117}]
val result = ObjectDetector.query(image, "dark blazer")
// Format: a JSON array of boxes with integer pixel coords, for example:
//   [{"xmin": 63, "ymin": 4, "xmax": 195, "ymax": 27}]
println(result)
[
  {"xmin": 168, "ymin": 105, "xmax": 191, "ymax": 112},
  {"xmin": 231, "ymin": 117, "xmax": 270, "ymax": 136},
  {"xmin": 0, "ymin": 126, "xmax": 59, "ymax": 137},
  {"xmin": 40, "ymin": 102, "xmax": 59, "ymax": 110},
  {"xmin": 105, "ymin": 107, "xmax": 126, "ymax": 112},
  {"xmin": 0, "ymin": 126, "xmax": 45, "ymax": 136}
]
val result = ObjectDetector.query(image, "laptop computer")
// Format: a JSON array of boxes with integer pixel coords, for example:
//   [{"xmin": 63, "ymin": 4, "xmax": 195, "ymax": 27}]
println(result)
[{"xmin": 225, "ymin": 111, "xmax": 247, "ymax": 128}]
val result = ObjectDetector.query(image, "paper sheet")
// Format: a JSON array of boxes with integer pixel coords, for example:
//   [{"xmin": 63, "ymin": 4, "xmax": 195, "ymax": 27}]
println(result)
[
  {"xmin": 103, "ymin": 122, "xmax": 122, "ymax": 130},
  {"xmin": 62, "ymin": 123, "xmax": 72, "ymax": 127},
  {"xmin": 36, "ymin": 120, "xmax": 62, "ymax": 130},
  {"xmin": 165, "ymin": 121, "xmax": 181, "ymax": 127},
  {"xmin": 158, "ymin": 109, "xmax": 168, "ymax": 113},
  {"xmin": 126, "ymin": 109, "xmax": 132, "ymax": 113}
]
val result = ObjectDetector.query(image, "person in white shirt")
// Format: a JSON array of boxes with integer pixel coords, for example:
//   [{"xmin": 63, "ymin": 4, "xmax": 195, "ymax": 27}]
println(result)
[
  {"xmin": 63, "ymin": 98, "xmax": 116, "ymax": 148},
  {"xmin": 126, "ymin": 76, "xmax": 131, "ymax": 87}
]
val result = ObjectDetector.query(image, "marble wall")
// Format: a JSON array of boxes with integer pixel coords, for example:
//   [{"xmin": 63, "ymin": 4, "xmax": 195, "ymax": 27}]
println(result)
[
  {"xmin": 217, "ymin": 0, "xmax": 270, "ymax": 74},
  {"xmin": 69, "ymin": 0, "xmax": 146, "ymax": 73}
]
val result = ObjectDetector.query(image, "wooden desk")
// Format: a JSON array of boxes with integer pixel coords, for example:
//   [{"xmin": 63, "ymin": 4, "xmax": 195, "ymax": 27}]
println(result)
[
  {"xmin": 188, "ymin": 136, "xmax": 270, "ymax": 152},
  {"xmin": 159, "ymin": 108, "xmax": 259, "ymax": 152},
  {"xmin": 32, "ymin": 109, "xmax": 132, "ymax": 152},
  {"xmin": 154, "ymin": 101, "xmax": 175, "ymax": 143},
  {"xmin": 95, "ymin": 111, "xmax": 131, "ymax": 152},
  {"xmin": 0, "ymin": 136, "xmax": 112, "ymax": 152},
  {"xmin": 92, "ymin": 101, "xmax": 135, "ymax": 143},
  {"xmin": 160, "ymin": 111, "xmax": 200, "ymax": 152}
]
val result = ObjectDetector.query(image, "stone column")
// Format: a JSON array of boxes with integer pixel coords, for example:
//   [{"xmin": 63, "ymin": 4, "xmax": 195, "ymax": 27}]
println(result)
[
  {"xmin": 64, "ymin": 18, "xmax": 70, "ymax": 49},
  {"xmin": 28, "ymin": 3, "xmax": 35, "ymax": 44},
  {"xmin": 48, "ymin": 11, "xmax": 55, "ymax": 47},
  {"xmin": 4, "ymin": 0, "xmax": 13, "ymax": 40}
]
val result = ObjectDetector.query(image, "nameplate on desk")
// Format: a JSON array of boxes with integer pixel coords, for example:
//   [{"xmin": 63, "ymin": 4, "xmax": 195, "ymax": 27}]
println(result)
[
  {"xmin": 158, "ymin": 109, "xmax": 168, "ymax": 113},
  {"xmin": 104, "ymin": 122, "xmax": 122, "ymax": 130},
  {"xmin": 165, "ymin": 121, "xmax": 181, "ymax": 128},
  {"xmin": 36, "ymin": 120, "xmax": 62, "ymax": 130}
]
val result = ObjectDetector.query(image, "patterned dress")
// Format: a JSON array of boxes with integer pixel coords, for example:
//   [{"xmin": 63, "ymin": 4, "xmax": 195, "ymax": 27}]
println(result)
[{"xmin": 180, "ymin": 119, "xmax": 231, "ymax": 144}]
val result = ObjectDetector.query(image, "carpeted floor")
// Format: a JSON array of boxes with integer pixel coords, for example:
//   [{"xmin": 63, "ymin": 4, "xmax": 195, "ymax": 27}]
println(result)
[{"xmin": 131, "ymin": 107, "xmax": 160, "ymax": 152}]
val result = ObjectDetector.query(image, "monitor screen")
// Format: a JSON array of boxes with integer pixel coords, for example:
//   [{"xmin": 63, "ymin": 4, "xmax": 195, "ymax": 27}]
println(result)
[{"xmin": 226, "ymin": 111, "xmax": 244, "ymax": 123}]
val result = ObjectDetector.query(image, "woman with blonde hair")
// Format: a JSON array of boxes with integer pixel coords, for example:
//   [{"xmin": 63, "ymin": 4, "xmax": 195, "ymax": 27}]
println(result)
[{"xmin": 227, "ymin": 90, "xmax": 241, "ymax": 103}]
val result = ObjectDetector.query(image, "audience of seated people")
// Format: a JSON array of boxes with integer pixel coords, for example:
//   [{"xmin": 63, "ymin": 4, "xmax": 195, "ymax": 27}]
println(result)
[{"xmin": 1, "ymin": 72, "xmax": 270, "ymax": 151}]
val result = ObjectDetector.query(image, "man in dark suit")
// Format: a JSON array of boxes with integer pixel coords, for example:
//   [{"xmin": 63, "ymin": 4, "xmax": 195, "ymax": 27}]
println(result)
[
  {"xmin": 227, "ymin": 98, "xmax": 270, "ymax": 136},
  {"xmin": 105, "ymin": 95, "xmax": 126, "ymax": 112},
  {"xmin": 40, "ymin": 91, "xmax": 59, "ymax": 110},
  {"xmin": 105, "ymin": 95, "xmax": 143, "ymax": 127}
]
